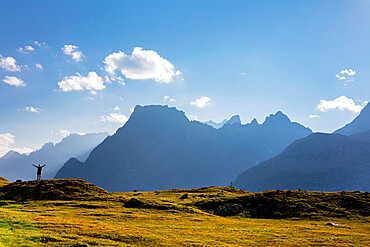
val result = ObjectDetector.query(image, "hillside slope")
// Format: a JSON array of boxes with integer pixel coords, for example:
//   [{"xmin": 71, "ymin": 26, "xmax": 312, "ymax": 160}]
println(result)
[
  {"xmin": 234, "ymin": 133, "xmax": 370, "ymax": 192},
  {"xmin": 335, "ymin": 102, "xmax": 370, "ymax": 135}
]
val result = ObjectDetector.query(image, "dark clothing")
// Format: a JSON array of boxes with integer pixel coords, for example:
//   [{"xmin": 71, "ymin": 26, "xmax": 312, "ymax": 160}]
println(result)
[{"xmin": 33, "ymin": 164, "xmax": 45, "ymax": 180}]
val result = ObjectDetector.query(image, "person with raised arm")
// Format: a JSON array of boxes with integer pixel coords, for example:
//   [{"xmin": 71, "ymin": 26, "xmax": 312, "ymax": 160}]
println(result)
[{"xmin": 32, "ymin": 164, "xmax": 46, "ymax": 180}]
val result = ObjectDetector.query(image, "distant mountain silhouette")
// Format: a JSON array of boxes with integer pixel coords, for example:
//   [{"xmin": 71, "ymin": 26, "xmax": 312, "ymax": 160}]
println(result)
[
  {"xmin": 55, "ymin": 105, "xmax": 312, "ymax": 192},
  {"xmin": 234, "ymin": 132, "xmax": 370, "ymax": 192},
  {"xmin": 335, "ymin": 102, "xmax": 370, "ymax": 135},
  {"xmin": 205, "ymin": 115, "xmax": 241, "ymax": 129},
  {"xmin": 0, "ymin": 133, "xmax": 108, "ymax": 181}
]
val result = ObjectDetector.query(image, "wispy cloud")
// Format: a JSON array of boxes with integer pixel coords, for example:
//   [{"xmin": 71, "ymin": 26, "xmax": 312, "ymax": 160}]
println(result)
[
  {"xmin": 17, "ymin": 45, "xmax": 35, "ymax": 53},
  {"xmin": 19, "ymin": 106, "xmax": 42, "ymax": 113},
  {"xmin": 2, "ymin": 76, "xmax": 26, "ymax": 87},
  {"xmin": 335, "ymin": 69, "xmax": 356, "ymax": 85}
]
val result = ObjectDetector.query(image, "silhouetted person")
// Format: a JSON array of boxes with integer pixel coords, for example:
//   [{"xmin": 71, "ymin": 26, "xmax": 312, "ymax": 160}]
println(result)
[{"xmin": 33, "ymin": 164, "xmax": 45, "ymax": 180}]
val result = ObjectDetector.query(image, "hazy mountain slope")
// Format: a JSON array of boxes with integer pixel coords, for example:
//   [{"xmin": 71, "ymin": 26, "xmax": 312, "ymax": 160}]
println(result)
[
  {"xmin": 56, "ymin": 105, "xmax": 312, "ymax": 192},
  {"xmin": 205, "ymin": 115, "xmax": 241, "ymax": 129},
  {"xmin": 0, "ymin": 133, "xmax": 108, "ymax": 181},
  {"xmin": 234, "ymin": 133, "xmax": 370, "ymax": 192},
  {"xmin": 335, "ymin": 102, "xmax": 370, "ymax": 135}
]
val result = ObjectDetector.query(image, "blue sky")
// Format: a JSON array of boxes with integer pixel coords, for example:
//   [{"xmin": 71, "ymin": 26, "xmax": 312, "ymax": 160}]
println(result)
[{"xmin": 1, "ymin": 0, "xmax": 370, "ymax": 156}]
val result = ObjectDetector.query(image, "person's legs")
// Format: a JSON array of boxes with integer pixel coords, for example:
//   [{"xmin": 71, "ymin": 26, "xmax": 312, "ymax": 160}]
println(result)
[{"xmin": 37, "ymin": 174, "xmax": 41, "ymax": 180}]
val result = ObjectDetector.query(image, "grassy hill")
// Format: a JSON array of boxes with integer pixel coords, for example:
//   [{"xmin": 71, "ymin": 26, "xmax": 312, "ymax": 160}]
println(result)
[
  {"xmin": 0, "ymin": 179, "xmax": 369, "ymax": 246},
  {"xmin": 0, "ymin": 177, "xmax": 9, "ymax": 187}
]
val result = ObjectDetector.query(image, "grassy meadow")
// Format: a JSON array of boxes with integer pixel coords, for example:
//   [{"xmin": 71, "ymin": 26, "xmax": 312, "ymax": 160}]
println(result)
[{"xmin": 0, "ymin": 179, "xmax": 369, "ymax": 246}]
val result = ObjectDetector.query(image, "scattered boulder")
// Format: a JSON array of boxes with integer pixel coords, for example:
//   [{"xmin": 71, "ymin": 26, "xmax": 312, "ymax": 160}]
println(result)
[
  {"xmin": 16, "ymin": 179, "xmax": 22, "ymax": 183},
  {"xmin": 125, "ymin": 198, "xmax": 144, "ymax": 208},
  {"xmin": 217, "ymin": 204, "xmax": 244, "ymax": 216},
  {"xmin": 179, "ymin": 194, "xmax": 189, "ymax": 199}
]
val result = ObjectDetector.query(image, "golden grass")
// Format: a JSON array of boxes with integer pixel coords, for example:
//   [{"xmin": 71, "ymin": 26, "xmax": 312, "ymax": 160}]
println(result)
[
  {"xmin": 0, "ymin": 178, "xmax": 9, "ymax": 187},
  {"xmin": 0, "ymin": 181, "xmax": 369, "ymax": 246}
]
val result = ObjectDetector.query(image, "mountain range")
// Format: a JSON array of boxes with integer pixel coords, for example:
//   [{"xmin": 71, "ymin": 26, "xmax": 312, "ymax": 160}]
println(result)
[
  {"xmin": 205, "ymin": 115, "xmax": 241, "ymax": 129},
  {"xmin": 0, "ymin": 133, "xmax": 108, "ymax": 181},
  {"xmin": 234, "ymin": 103, "xmax": 370, "ymax": 192},
  {"xmin": 55, "ymin": 105, "xmax": 312, "ymax": 192}
]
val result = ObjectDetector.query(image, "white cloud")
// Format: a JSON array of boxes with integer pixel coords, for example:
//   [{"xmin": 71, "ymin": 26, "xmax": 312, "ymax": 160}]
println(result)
[
  {"xmin": 17, "ymin": 45, "xmax": 35, "ymax": 53},
  {"xmin": 190, "ymin": 96, "xmax": 211, "ymax": 108},
  {"xmin": 316, "ymin": 96, "xmax": 368, "ymax": 113},
  {"xmin": 187, "ymin": 115, "xmax": 199, "ymax": 121},
  {"xmin": 335, "ymin": 69, "xmax": 356, "ymax": 85},
  {"xmin": 103, "ymin": 47, "xmax": 181, "ymax": 83},
  {"xmin": 2, "ymin": 76, "xmax": 26, "ymax": 87},
  {"xmin": 34, "ymin": 41, "xmax": 46, "ymax": 47},
  {"xmin": 57, "ymin": 129, "xmax": 71, "ymax": 138},
  {"xmin": 163, "ymin": 95, "xmax": 176, "ymax": 102},
  {"xmin": 104, "ymin": 75, "xmax": 111, "ymax": 84},
  {"xmin": 19, "ymin": 106, "xmax": 41, "ymax": 113},
  {"xmin": 83, "ymin": 96, "xmax": 96, "ymax": 101},
  {"xmin": 116, "ymin": 76, "xmax": 125, "ymax": 85},
  {"xmin": 0, "ymin": 133, "xmax": 32, "ymax": 157},
  {"xmin": 240, "ymin": 72, "xmax": 246, "ymax": 76},
  {"xmin": 0, "ymin": 133, "xmax": 15, "ymax": 147},
  {"xmin": 35, "ymin": 63, "xmax": 43, "ymax": 70},
  {"xmin": 101, "ymin": 113, "xmax": 128, "ymax": 124},
  {"xmin": 114, "ymin": 106, "xmax": 120, "ymax": 111},
  {"xmin": 62, "ymin": 45, "xmax": 83, "ymax": 62},
  {"xmin": 0, "ymin": 55, "xmax": 21, "ymax": 72},
  {"xmin": 58, "ymin": 72, "xmax": 105, "ymax": 92},
  {"xmin": 309, "ymin": 115, "xmax": 318, "ymax": 118}
]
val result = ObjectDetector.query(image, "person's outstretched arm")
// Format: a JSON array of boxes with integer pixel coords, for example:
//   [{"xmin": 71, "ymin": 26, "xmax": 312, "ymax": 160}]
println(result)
[
  {"xmin": 32, "ymin": 164, "xmax": 37, "ymax": 168},
  {"xmin": 41, "ymin": 164, "xmax": 46, "ymax": 168}
]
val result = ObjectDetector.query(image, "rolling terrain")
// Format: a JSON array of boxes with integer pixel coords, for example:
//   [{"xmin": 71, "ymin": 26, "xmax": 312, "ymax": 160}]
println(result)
[{"xmin": 0, "ymin": 178, "xmax": 369, "ymax": 246}]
